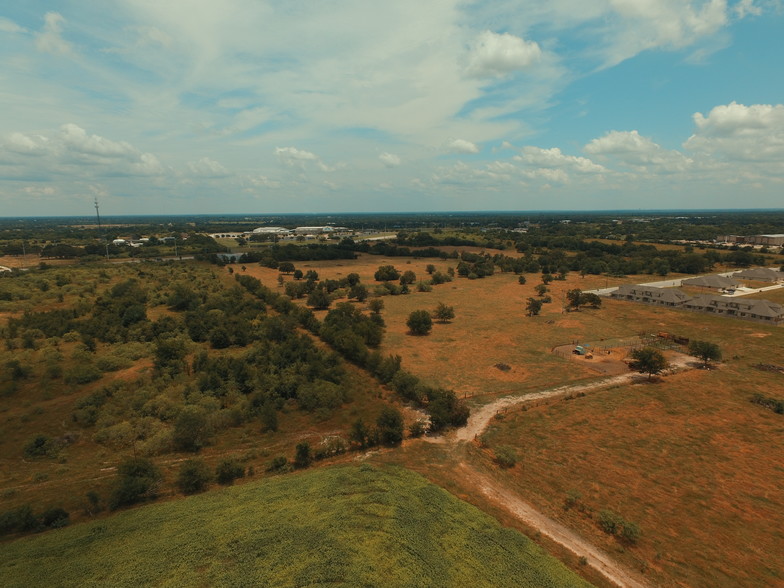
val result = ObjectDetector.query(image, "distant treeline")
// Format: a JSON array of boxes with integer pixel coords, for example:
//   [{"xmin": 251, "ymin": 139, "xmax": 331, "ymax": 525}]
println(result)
[
  {"xmin": 0, "ymin": 234, "xmax": 227, "ymax": 259},
  {"xmin": 235, "ymin": 274, "xmax": 468, "ymax": 431},
  {"xmin": 201, "ymin": 233, "xmax": 777, "ymax": 278}
]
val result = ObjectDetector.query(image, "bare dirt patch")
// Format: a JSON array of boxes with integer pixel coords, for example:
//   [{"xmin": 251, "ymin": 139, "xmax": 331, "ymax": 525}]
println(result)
[{"xmin": 552, "ymin": 344, "xmax": 632, "ymax": 376}]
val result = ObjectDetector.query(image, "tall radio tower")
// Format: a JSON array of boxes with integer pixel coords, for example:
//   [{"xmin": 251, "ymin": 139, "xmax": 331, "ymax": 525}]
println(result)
[{"xmin": 94, "ymin": 197, "xmax": 102, "ymax": 230}]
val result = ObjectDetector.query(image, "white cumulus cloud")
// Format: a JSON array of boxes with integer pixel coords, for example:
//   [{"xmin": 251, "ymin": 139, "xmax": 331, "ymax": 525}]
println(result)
[
  {"xmin": 275, "ymin": 146, "xmax": 318, "ymax": 163},
  {"xmin": 585, "ymin": 130, "xmax": 692, "ymax": 171},
  {"xmin": 22, "ymin": 186, "xmax": 56, "ymax": 197},
  {"xmin": 522, "ymin": 168, "xmax": 570, "ymax": 183},
  {"xmin": 447, "ymin": 139, "xmax": 480, "ymax": 154},
  {"xmin": 35, "ymin": 12, "xmax": 73, "ymax": 56},
  {"xmin": 685, "ymin": 101, "xmax": 784, "ymax": 161},
  {"xmin": 0, "ymin": 17, "xmax": 26, "ymax": 34},
  {"xmin": 187, "ymin": 157, "xmax": 230, "ymax": 178},
  {"xmin": 734, "ymin": 0, "xmax": 762, "ymax": 18},
  {"xmin": 60, "ymin": 123, "xmax": 137, "ymax": 158},
  {"xmin": 5, "ymin": 133, "xmax": 49, "ymax": 155},
  {"xmin": 379, "ymin": 152, "xmax": 401, "ymax": 167},
  {"xmin": 466, "ymin": 30, "xmax": 542, "ymax": 77},
  {"xmin": 275, "ymin": 146, "xmax": 334, "ymax": 172},
  {"xmin": 595, "ymin": 0, "xmax": 730, "ymax": 66},
  {"xmin": 515, "ymin": 146, "xmax": 605, "ymax": 173}
]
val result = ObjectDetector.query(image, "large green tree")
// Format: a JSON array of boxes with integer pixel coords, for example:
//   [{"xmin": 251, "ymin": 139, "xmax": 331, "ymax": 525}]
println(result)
[
  {"xmin": 566, "ymin": 289, "xmax": 582, "ymax": 310},
  {"xmin": 688, "ymin": 340, "xmax": 722, "ymax": 368},
  {"xmin": 432, "ymin": 302, "xmax": 455, "ymax": 323},
  {"xmin": 306, "ymin": 288, "xmax": 331, "ymax": 310},
  {"xmin": 525, "ymin": 297, "xmax": 543, "ymax": 317},
  {"xmin": 109, "ymin": 458, "xmax": 162, "ymax": 510},
  {"xmin": 628, "ymin": 347, "xmax": 669, "ymax": 380},
  {"xmin": 172, "ymin": 406, "xmax": 212, "ymax": 452},
  {"xmin": 176, "ymin": 459, "xmax": 212, "ymax": 495},
  {"xmin": 376, "ymin": 406, "xmax": 404, "ymax": 446},
  {"xmin": 374, "ymin": 265, "xmax": 400, "ymax": 281},
  {"xmin": 407, "ymin": 310, "xmax": 432, "ymax": 335},
  {"xmin": 399, "ymin": 270, "xmax": 417, "ymax": 285}
]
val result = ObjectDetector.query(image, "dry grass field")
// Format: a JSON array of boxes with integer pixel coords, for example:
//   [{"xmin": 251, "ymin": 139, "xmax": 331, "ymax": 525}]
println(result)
[
  {"xmin": 245, "ymin": 252, "xmax": 782, "ymax": 587},
  {"xmin": 242, "ymin": 252, "xmax": 661, "ymax": 397},
  {"xmin": 466, "ymin": 297, "xmax": 784, "ymax": 587},
  {"xmin": 244, "ymin": 253, "xmax": 784, "ymax": 585},
  {"xmin": 4, "ymin": 248, "xmax": 783, "ymax": 587}
]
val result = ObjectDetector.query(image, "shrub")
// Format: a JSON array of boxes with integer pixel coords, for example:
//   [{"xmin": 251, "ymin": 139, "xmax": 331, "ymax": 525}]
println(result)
[
  {"xmin": 406, "ymin": 310, "xmax": 432, "ymax": 336},
  {"xmin": 314, "ymin": 436, "xmax": 348, "ymax": 460},
  {"xmin": 109, "ymin": 458, "xmax": 162, "ymax": 510},
  {"xmin": 294, "ymin": 442, "xmax": 312, "ymax": 469},
  {"xmin": 432, "ymin": 302, "xmax": 455, "ymax": 323},
  {"xmin": 494, "ymin": 446, "xmax": 518, "ymax": 468},
  {"xmin": 599, "ymin": 509, "xmax": 624, "ymax": 535},
  {"xmin": 41, "ymin": 507, "xmax": 70, "ymax": 529},
  {"xmin": 85, "ymin": 490, "xmax": 102, "ymax": 515},
  {"xmin": 266, "ymin": 456, "xmax": 290, "ymax": 472},
  {"xmin": 621, "ymin": 521, "xmax": 642, "ymax": 545},
  {"xmin": 96, "ymin": 355, "xmax": 133, "ymax": 372},
  {"xmin": 376, "ymin": 406, "xmax": 404, "ymax": 446},
  {"xmin": 24, "ymin": 435, "xmax": 58, "ymax": 459},
  {"xmin": 374, "ymin": 265, "xmax": 400, "ymax": 281},
  {"xmin": 408, "ymin": 419, "xmax": 429, "ymax": 438},
  {"xmin": 177, "ymin": 459, "xmax": 212, "ymax": 495},
  {"xmin": 6, "ymin": 360, "xmax": 30, "ymax": 380},
  {"xmin": 564, "ymin": 490, "xmax": 582, "ymax": 510},
  {"xmin": 64, "ymin": 364, "xmax": 102, "ymax": 385},
  {"xmin": 259, "ymin": 402, "xmax": 279, "ymax": 433},
  {"xmin": 0, "ymin": 505, "xmax": 38, "ymax": 535},
  {"xmin": 172, "ymin": 406, "xmax": 212, "ymax": 452},
  {"xmin": 215, "ymin": 459, "xmax": 245, "ymax": 485}
]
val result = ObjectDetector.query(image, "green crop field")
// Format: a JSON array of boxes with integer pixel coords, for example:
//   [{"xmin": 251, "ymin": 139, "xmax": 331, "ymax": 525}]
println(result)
[{"xmin": 0, "ymin": 464, "xmax": 593, "ymax": 588}]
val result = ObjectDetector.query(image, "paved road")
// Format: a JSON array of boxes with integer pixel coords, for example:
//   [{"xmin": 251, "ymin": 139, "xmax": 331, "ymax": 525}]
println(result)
[{"xmin": 587, "ymin": 269, "xmax": 781, "ymax": 298}]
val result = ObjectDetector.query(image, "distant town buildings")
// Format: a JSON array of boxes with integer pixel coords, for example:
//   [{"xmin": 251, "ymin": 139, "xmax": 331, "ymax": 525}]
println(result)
[
  {"xmin": 209, "ymin": 226, "xmax": 352, "ymax": 240},
  {"xmin": 716, "ymin": 234, "xmax": 784, "ymax": 247},
  {"xmin": 609, "ymin": 270, "xmax": 784, "ymax": 325}
]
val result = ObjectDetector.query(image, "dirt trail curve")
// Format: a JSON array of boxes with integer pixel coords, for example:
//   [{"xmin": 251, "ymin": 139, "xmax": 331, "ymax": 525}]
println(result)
[
  {"xmin": 443, "ymin": 357, "xmax": 694, "ymax": 588},
  {"xmin": 464, "ymin": 464, "xmax": 649, "ymax": 588},
  {"xmin": 455, "ymin": 354, "xmax": 692, "ymax": 443}
]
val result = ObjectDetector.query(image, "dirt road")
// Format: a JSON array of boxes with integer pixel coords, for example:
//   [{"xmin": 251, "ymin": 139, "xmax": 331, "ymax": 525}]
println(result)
[
  {"xmin": 455, "ymin": 353, "xmax": 693, "ymax": 443},
  {"xmin": 465, "ymin": 464, "xmax": 649, "ymax": 588},
  {"xmin": 441, "ymin": 357, "xmax": 695, "ymax": 587}
]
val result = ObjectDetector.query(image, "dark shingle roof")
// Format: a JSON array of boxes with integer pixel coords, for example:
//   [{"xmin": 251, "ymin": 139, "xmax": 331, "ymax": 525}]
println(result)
[
  {"xmin": 733, "ymin": 268, "xmax": 783, "ymax": 281},
  {"xmin": 682, "ymin": 275, "xmax": 740, "ymax": 289}
]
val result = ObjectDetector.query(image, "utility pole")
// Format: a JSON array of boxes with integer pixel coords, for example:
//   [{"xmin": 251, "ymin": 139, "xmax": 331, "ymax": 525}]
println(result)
[{"xmin": 94, "ymin": 197, "xmax": 102, "ymax": 231}]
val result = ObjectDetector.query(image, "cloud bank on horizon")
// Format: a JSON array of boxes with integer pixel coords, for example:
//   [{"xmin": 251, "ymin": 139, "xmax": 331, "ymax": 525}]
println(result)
[{"xmin": 1, "ymin": 0, "xmax": 783, "ymax": 215}]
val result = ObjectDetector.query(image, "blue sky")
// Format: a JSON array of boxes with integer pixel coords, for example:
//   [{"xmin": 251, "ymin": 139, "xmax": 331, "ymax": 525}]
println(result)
[{"xmin": 1, "ymin": 1, "xmax": 783, "ymax": 216}]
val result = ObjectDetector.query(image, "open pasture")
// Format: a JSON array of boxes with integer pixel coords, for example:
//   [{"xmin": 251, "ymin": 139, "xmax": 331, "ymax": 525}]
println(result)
[
  {"xmin": 478, "ymin": 306, "xmax": 784, "ymax": 587},
  {"xmin": 240, "ymin": 253, "xmax": 672, "ymax": 397}
]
